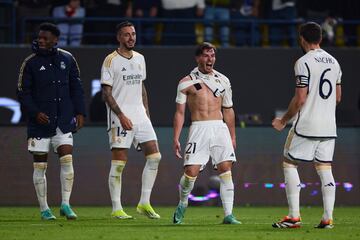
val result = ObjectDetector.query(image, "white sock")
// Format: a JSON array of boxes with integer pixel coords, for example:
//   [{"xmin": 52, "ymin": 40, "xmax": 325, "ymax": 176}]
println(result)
[
  {"xmin": 317, "ymin": 166, "xmax": 336, "ymax": 220},
  {"xmin": 179, "ymin": 174, "xmax": 196, "ymax": 207},
  {"xmin": 219, "ymin": 171, "xmax": 234, "ymax": 217},
  {"xmin": 33, "ymin": 162, "xmax": 49, "ymax": 211},
  {"xmin": 139, "ymin": 153, "xmax": 161, "ymax": 205},
  {"xmin": 284, "ymin": 166, "xmax": 301, "ymax": 218},
  {"xmin": 60, "ymin": 154, "xmax": 74, "ymax": 205},
  {"xmin": 109, "ymin": 160, "xmax": 126, "ymax": 212}
]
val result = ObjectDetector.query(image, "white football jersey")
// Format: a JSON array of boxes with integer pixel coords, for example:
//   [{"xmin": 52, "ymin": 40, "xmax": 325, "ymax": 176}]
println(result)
[
  {"xmin": 189, "ymin": 67, "xmax": 233, "ymax": 108},
  {"xmin": 101, "ymin": 50, "xmax": 148, "ymax": 129},
  {"xmin": 293, "ymin": 49, "xmax": 342, "ymax": 138}
]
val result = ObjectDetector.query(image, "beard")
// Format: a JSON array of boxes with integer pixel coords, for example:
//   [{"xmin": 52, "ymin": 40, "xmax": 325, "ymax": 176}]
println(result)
[
  {"xmin": 125, "ymin": 46, "xmax": 134, "ymax": 51},
  {"xmin": 124, "ymin": 41, "xmax": 135, "ymax": 51}
]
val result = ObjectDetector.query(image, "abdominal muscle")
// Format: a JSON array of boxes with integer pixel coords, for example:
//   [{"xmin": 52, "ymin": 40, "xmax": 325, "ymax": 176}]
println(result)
[{"xmin": 187, "ymin": 84, "xmax": 223, "ymax": 121}]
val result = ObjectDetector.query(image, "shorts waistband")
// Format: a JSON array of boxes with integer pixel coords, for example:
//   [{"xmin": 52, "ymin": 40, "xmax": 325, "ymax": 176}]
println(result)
[{"xmin": 191, "ymin": 120, "xmax": 224, "ymax": 126}]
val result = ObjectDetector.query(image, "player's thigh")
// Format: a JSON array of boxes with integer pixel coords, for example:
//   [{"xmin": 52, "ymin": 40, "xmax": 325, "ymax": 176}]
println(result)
[
  {"xmin": 108, "ymin": 127, "xmax": 134, "ymax": 150},
  {"xmin": 184, "ymin": 127, "xmax": 211, "ymax": 171},
  {"xmin": 284, "ymin": 132, "xmax": 317, "ymax": 162},
  {"xmin": 28, "ymin": 137, "xmax": 51, "ymax": 154},
  {"xmin": 314, "ymin": 139, "xmax": 335, "ymax": 163},
  {"xmin": 210, "ymin": 126, "xmax": 236, "ymax": 166},
  {"xmin": 51, "ymin": 128, "xmax": 73, "ymax": 155},
  {"xmin": 135, "ymin": 120, "xmax": 158, "ymax": 151}
]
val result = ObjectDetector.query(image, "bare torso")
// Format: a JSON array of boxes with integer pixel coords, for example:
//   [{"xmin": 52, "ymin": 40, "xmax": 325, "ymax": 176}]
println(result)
[{"xmin": 185, "ymin": 78, "xmax": 223, "ymax": 121}]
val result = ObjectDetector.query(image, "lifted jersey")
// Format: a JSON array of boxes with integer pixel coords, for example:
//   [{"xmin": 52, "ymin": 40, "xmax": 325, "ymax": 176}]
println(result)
[
  {"xmin": 189, "ymin": 67, "xmax": 233, "ymax": 108},
  {"xmin": 293, "ymin": 49, "xmax": 342, "ymax": 138},
  {"xmin": 101, "ymin": 50, "xmax": 148, "ymax": 129}
]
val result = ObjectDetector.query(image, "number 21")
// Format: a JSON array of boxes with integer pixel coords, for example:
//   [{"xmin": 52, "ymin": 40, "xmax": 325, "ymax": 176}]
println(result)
[{"xmin": 185, "ymin": 142, "xmax": 197, "ymax": 154}]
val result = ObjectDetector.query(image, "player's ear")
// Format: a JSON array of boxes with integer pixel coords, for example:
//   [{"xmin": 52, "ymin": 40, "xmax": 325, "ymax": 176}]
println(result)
[
  {"xmin": 116, "ymin": 32, "xmax": 121, "ymax": 43},
  {"xmin": 195, "ymin": 56, "xmax": 200, "ymax": 64}
]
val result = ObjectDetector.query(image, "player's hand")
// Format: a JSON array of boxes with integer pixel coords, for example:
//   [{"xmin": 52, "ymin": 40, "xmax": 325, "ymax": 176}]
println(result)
[
  {"xmin": 36, "ymin": 112, "xmax": 50, "ymax": 125},
  {"xmin": 173, "ymin": 140, "xmax": 182, "ymax": 159},
  {"xmin": 272, "ymin": 117, "xmax": 286, "ymax": 131},
  {"xmin": 75, "ymin": 114, "xmax": 84, "ymax": 131},
  {"xmin": 118, "ymin": 113, "xmax": 133, "ymax": 130}
]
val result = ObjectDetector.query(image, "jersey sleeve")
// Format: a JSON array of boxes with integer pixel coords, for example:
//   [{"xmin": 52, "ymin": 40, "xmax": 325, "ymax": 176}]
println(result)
[
  {"xmin": 294, "ymin": 59, "xmax": 310, "ymax": 88},
  {"xmin": 222, "ymin": 77, "xmax": 233, "ymax": 108},
  {"xmin": 100, "ymin": 57, "xmax": 114, "ymax": 86}
]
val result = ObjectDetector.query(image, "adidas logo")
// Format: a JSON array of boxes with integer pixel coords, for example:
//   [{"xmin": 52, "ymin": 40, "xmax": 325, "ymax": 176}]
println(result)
[
  {"xmin": 230, "ymin": 153, "xmax": 235, "ymax": 157},
  {"xmin": 121, "ymin": 67, "xmax": 126, "ymax": 71},
  {"xmin": 39, "ymin": 66, "xmax": 46, "ymax": 71},
  {"xmin": 324, "ymin": 182, "xmax": 335, "ymax": 187},
  {"xmin": 68, "ymin": 135, "xmax": 73, "ymax": 138}
]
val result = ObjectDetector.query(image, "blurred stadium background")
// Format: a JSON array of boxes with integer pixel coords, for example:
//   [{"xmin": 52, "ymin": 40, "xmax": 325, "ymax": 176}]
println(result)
[{"xmin": 0, "ymin": 0, "xmax": 359, "ymax": 207}]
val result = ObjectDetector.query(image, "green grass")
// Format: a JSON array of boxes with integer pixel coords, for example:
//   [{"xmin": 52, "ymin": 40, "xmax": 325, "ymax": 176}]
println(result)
[{"xmin": 0, "ymin": 206, "xmax": 359, "ymax": 240}]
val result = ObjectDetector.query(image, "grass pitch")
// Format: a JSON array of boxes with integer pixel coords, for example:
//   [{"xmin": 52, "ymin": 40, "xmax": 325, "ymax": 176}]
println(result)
[{"xmin": 0, "ymin": 206, "xmax": 359, "ymax": 240}]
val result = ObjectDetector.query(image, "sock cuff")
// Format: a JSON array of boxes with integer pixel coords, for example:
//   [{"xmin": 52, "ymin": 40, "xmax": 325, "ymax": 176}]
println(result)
[
  {"xmin": 315, "ymin": 165, "xmax": 332, "ymax": 171},
  {"xmin": 146, "ymin": 152, "xmax": 161, "ymax": 161},
  {"xmin": 60, "ymin": 154, "xmax": 73, "ymax": 164},
  {"xmin": 184, "ymin": 173, "xmax": 197, "ymax": 181},
  {"xmin": 33, "ymin": 162, "xmax": 47, "ymax": 169},
  {"xmin": 219, "ymin": 170, "xmax": 232, "ymax": 180},
  {"xmin": 283, "ymin": 161, "xmax": 298, "ymax": 168},
  {"xmin": 111, "ymin": 160, "xmax": 126, "ymax": 166}
]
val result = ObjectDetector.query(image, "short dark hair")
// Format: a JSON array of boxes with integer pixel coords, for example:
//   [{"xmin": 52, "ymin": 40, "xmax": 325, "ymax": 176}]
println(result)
[
  {"xmin": 195, "ymin": 42, "xmax": 216, "ymax": 56},
  {"xmin": 38, "ymin": 22, "xmax": 60, "ymax": 37},
  {"xmin": 299, "ymin": 22, "xmax": 322, "ymax": 44},
  {"xmin": 116, "ymin": 21, "xmax": 135, "ymax": 34}
]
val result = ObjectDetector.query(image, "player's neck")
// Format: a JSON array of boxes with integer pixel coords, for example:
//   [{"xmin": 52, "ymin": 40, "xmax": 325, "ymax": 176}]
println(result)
[
  {"xmin": 117, "ymin": 47, "xmax": 133, "ymax": 59},
  {"xmin": 306, "ymin": 44, "xmax": 320, "ymax": 52}
]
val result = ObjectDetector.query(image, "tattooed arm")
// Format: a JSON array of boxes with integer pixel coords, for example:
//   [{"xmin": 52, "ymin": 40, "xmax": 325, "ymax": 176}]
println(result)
[{"xmin": 102, "ymin": 84, "xmax": 133, "ymax": 130}]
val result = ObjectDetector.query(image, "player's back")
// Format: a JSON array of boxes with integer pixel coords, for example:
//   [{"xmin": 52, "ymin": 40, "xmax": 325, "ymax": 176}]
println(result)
[{"xmin": 294, "ymin": 49, "xmax": 342, "ymax": 138}]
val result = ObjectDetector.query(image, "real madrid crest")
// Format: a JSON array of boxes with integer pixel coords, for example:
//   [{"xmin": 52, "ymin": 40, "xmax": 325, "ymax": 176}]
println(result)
[{"xmin": 60, "ymin": 61, "xmax": 66, "ymax": 70}]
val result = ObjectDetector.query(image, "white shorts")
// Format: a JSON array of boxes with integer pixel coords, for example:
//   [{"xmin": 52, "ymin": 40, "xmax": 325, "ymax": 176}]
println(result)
[
  {"xmin": 108, "ymin": 119, "xmax": 157, "ymax": 149},
  {"xmin": 184, "ymin": 120, "xmax": 236, "ymax": 170},
  {"xmin": 28, "ymin": 128, "xmax": 73, "ymax": 153},
  {"xmin": 283, "ymin": 128, "xmax": 335, "ymax": 163}
]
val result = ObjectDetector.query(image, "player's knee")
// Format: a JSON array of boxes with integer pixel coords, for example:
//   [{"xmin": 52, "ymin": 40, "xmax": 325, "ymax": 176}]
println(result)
[
  {"xmin": 145, "ymin": 152, "xmax": 161, "ymax": 168},
  {"xmin": 33, "ymin": 152, "xmax": 48, "ymax": 162}
]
